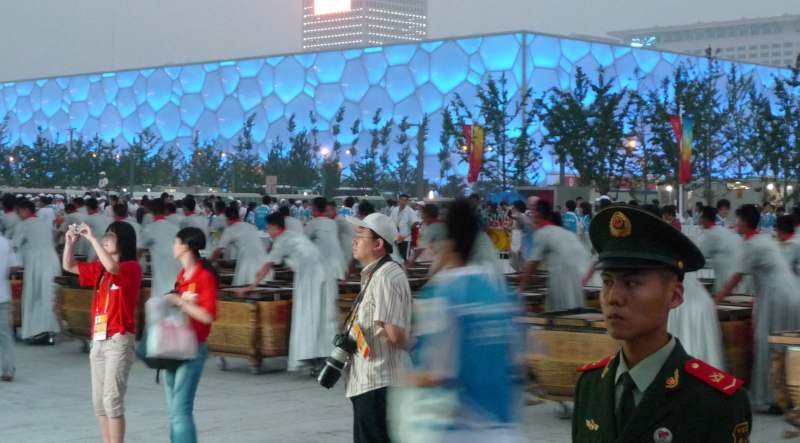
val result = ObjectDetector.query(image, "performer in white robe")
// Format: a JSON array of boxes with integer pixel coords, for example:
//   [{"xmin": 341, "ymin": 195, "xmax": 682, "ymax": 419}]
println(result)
[
  {"xmin": 12, "ymin": 201, "xmax": 60, "ymax": 340},
  {"xmin": 305, "ymin": 198, "xmax": 346, "ymax": 280},
  {"xmin": 212, "ymin": 207, "xmax": 269, "ymax": 286},
  {"xmin": 277, "ymin": 206, "xmax": 304, "ymax": 233},
  {"xmin": 699, "ymin": 206, "xmax": 744, "ymax": 293},
  {"xmin": 667, "ymin": 271, "xmax": 725, "ymax": 368},
  {"xmin": 714, "ymin": 204, "xmax": 800, "ymax": 411},
  {"xmin": 84, "ymin": 198, "xmax": 109, "ymax": 262},
  {"xmin": 140, "ymin": 200, "xmax": 181, "ymax": 298},
  {"xmin": 777, "ymin": 214, "xmax": 800, "ymax": 278},
  {"xmin": 59, "ymin": 204, "xmax": 90, "ymax": 256},
  {"xmin": 237, "ymin": 213, "xmax": 337, "ymax": 371},
  {"xmin": 519, "ymin": 200, "xmax": 590, "ymax": 311},
  {"xmin": 179, "ymin": 198, "xmax": 210, "ymax": 252}
]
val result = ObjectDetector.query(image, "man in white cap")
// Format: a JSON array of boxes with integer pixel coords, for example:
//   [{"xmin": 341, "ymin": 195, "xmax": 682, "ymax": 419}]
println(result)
[
  {"xmin": 236, "ymin": 213, "xmax": 336, "ymax": 373},
  {"xmin": 344, "ymin": 212, "xmax": 412, "ymax": 442},
  {"xmin": 98, "ymin": 171, "xmax": 109, "ymax": 191}
]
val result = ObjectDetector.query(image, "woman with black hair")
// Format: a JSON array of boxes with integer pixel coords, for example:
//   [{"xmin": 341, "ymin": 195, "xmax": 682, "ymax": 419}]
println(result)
[
  {"xmin": 714, "ymin": 204, "xmax": 800, "ymax": 412},
  {"xmin": 401, "ymin": 199, "xmax": 525, "ymax": 441},
  {"xmin": 63, "ymin": 221, "xmax": 142, "ymax": 443},
  {"xmin": 162, "ymin": 227, "xmax": 218, "ymax": 443},
  {"xmin": 518, "ymin": 199, "xmax": 590, "ymax": 311}
]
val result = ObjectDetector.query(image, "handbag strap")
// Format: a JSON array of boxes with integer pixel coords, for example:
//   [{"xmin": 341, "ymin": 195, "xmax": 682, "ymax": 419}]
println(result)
[{"xmin": 342, "ymin": 255, "xmax": 393, "ymax": 334}]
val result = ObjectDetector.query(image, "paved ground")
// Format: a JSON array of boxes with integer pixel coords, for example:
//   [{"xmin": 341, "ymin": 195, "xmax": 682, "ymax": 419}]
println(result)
[{"xmin": 0, "ymin": 336, "xmax": 792, "ymax": 442}]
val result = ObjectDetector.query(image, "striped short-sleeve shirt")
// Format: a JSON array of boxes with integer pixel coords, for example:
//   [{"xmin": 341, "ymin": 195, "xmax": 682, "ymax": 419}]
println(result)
[{"xmin": 345, "ymin": 258, "xmax": 412, "ymax": 398}]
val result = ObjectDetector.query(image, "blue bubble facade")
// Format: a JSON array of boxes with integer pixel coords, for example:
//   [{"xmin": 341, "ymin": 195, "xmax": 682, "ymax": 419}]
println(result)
[{"xmin": 0, "ymin": 32, "xmax": 789, "ymax": 178}]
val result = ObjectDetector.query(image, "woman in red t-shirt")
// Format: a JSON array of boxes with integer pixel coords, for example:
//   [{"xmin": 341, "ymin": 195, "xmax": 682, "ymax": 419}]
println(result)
[
  {"xmin": 63, "ymin": 220, "xmax": 142, "ymax": 443},
  {"xmin": 163, "ymin": 226, "xmax": 218, "ymax": 442}
]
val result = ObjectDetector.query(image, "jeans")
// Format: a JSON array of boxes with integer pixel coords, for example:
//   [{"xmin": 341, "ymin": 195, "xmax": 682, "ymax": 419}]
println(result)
[
  {"xmin": 0, "ymin": 302, "xmax": 15, "ymax": 375},
  {"xmin": 164, "ymin": 343, "xmax": 208, "ymax": 443}
]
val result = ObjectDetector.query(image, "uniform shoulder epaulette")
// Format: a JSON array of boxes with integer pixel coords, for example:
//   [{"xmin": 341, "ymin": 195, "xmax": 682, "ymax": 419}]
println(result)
[
  {"xmin": 684, "ymin": 359, "xmax": 744, "ymax": 396},
  {"xmin": 577, "ymin": 355, "xmax": 613, "ymax": 373}
]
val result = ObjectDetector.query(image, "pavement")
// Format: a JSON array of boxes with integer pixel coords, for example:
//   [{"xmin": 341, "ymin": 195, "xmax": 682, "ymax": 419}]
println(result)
[{"xmin": 0, "ymin": 336, "xmax": 793, "ymax": 442}]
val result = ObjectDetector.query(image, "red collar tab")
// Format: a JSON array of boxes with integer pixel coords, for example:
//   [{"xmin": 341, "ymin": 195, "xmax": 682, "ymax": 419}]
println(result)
[
  {"xmin": 684, "ymin": 359, "xmax": 744, "ymax": 396},
  {"xmin": 701, "ymin": 220, "xmax": 715, "ymax": 229},
  {"xmin": 184, "ymin": 211, "xmax": 194, "ymax": 216},
  {"xmin": 538, "ymin": 220, "xmax": 555, "ymax": 229},
  {"xmin": 744, "ymin": 229, "xmax": 759, "ymax": 240},
  {"xmin": 577, "ymin": 355, "xmax": 613, "ymax": 373},
  {"xmin": 153, "ymin": 215, "xmax": 166, "ymax": 221}
]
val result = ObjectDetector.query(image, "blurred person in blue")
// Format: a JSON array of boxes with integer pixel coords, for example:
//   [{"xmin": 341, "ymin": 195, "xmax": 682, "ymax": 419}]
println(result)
[
  {"xmin": 577, "ymin": 200, "xmax": 593, "ymax": 253},
  {"xmin": 759, "ymin": 202, "xmax": 776, "ymax": 233},
  {"xmin": 253, "ymin": 195, "xmax": 273, "ymax": 231},
  {"xmin": 562, "ymin": 199, "xmax": 579, "ymax": 234},
  {"xmin": 397, "ymin": 199, "xmax": 525, "ymax": 442}
]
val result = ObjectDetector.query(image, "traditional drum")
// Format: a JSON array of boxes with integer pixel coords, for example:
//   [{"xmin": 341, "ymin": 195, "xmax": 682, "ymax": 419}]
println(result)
[
  {"xmin": 9, "ymin": 270, "xmax": 22, "ymax": 330},
  {"xmin": 136, "ymin": 278, "xmax": 151, "ymax": 341},
  {"xmin": 55, "ymin": 274, "xmax": 92, "ymax": 351},
  {"xmin": 521, "ymin": 308, "xmax": 620, "ymax": 399},
  {"xmin": 716, "ymin": 304, "xmax": 753, "ymax": 382},
  {"xmin": 768, "ymin": 331, "xmax": 800, "ymax": 416},
  {"xmin": 255, "ymin": 287, "xmax": 293, "ymax": 358}
]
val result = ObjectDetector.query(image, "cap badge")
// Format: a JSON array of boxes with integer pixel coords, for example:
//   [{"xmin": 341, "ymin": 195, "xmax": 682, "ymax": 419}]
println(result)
[
  {"xmin": 609, "ymin": 211, "xmax": 632, "ymax": 238},
  {"xmin": 653, "ymin": 427, "xmax": 673, "ymax": 443}
]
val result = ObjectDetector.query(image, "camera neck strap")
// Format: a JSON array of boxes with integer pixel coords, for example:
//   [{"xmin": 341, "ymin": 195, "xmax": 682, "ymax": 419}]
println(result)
[{"xmin": 343, "ymin": 255, "xmax": 393, "ymax": 334}]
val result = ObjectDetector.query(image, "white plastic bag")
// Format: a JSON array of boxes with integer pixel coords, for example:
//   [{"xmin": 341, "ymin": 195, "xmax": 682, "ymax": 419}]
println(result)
[{"xmin": 144, "ymin": 294, "xmax": 198, "ymax": 361}]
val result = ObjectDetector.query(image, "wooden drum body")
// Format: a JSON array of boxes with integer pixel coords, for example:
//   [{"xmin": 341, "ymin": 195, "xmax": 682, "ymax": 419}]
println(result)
[
  {"xmin": 716, "ymin": 302, "xmax": 753, "ymax": 382},
  {"xmin": 10, "ymin": 277, "xmax": 22, "ymax": 329},
  {"xmin": 55, "ymin": 277, "xmax": 93, "ymax": 340},
  {"xmin": 521, "ymin": 308, "xmax": 620, "ymax": 399},
  {"xmin": 768, "ymin": 331, "xmax": 800, "ymax": 413}
]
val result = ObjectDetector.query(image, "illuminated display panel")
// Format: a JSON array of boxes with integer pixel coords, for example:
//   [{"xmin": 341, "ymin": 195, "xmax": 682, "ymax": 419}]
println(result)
[{"xmin": 314, "ymin": 0, "xmax": 351, "ymax": 15}]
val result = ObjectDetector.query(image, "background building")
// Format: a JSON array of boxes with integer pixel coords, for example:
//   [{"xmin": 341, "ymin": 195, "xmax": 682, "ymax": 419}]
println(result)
[
  {"xmin": 302, "ymin": 0, "xmax": 428, "ymax": 50},
  {"xmin": 609, "ymin": 14, "xmax": 800, "ymax": 66}
]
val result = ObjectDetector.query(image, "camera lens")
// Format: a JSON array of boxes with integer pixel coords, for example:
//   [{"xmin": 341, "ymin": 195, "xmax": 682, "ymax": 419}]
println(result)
[{"xmin": 317, "ymin": 347, "xmax": 350, "ymax": 389}]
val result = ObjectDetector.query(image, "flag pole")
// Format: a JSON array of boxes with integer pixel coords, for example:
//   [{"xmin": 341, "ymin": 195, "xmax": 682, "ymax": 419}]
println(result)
[{"xmin": 678, "ymin": 105, "xmax": 684, "ymax": 224}]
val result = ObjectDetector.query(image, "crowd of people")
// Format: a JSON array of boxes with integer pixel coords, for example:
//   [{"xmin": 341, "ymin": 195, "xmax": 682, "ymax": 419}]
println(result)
[{"xmin": 4, "ymin": 187, "xmax": 800, "ymax": 441}]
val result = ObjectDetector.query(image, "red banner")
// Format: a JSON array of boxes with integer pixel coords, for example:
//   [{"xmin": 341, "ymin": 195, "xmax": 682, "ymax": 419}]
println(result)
[
  {"xmin": 669, "ymin": 116, "xmax": 692, "ymax": 184},
  {"xmin": 467, "ymin": 125, "xmax": 484, "ymax": 184}
]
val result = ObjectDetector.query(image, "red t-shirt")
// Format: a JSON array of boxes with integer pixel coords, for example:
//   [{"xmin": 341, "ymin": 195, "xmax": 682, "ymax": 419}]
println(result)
[
  {"xmin": 174, "ymin": 266, "xmax": 218, "ymax": 343},
  {"xmin": 78, "ymin": 261, "xmax": 142, "ymax": 338}
]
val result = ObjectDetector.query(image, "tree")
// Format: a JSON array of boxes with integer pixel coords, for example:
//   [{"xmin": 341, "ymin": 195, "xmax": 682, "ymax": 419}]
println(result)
[
  {"xmin": 228, "ymin": 114, "xmax": 264, "ymax": 192},
  {"xmin": 392, "ymin": 117, "xmax": 414, "ymax": 194},
  {"xmin": 262, "ymin": 136, "xmax": 290, "ymax": 187},
  {"xmin": 447, "ymin": 74, "xmax": 540, "ymax": 189},
  {"xmin": 321, "ymin": 106, "xmax": 346, "ymax": 198},
  {"xmin": 438, "ymin": 106, "xmax": 457, "ymax": 183},
  {"xmin": 721, "ymin": 64, "xmax": 756, "ymax": 180},
  {"xmin": 770, "ymin": 54, "xmax": 800, "ymax": 204},
  {"xmin": 536, "ymin": 67, "xmax": 630, "ymax": 195},
  {"xmin": 349, "ymin": 109, "xmax": 387, "ymax": 190},
  {"xmin": 185, "ymin": 131, "xmax": 227, "ymax": 188},
  {"xmin": 414, "ymin": 114, "xmax": 429, "ymax": 198},
  {"xmin": 284, "ymin": 113, "xmax": 319, "ymax": 189}
]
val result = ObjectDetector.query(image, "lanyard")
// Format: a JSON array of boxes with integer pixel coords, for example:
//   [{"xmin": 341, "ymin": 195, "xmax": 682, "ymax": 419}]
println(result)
[{"xmin": 95, "ymin": 272, "xmax": 112, "ymax": 316}]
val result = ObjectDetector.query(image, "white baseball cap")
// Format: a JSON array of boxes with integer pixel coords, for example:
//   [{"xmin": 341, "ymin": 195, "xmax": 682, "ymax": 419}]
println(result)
[{"xmin": 347, "ymin": 213, "xmax": 398, "ymax": 246}]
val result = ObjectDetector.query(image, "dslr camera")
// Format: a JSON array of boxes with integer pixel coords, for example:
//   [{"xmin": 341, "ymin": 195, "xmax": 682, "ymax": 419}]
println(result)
[{"xmin": 317, "ymin": 333, "xmax": 357, "ymax": 389}]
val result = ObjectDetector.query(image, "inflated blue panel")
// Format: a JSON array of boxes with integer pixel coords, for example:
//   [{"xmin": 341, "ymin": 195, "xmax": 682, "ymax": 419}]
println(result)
[
  {"xmin": 2, "ymin": 87, "xmax": 16, "ymax": 111},
  {"xmin": 266, "ymin": 56, "xmax": 284, "ymax": 67},
  {"xmin": 15, "ymin": 82, "xmax": 34, "ymax": 97},
  {"xmin": 14, "ymin": 97, "xmax": 32, "ymax": 124},
  {"xmin": 220, "ymin": 66, "xmax": 240, "ymax": 95},
  {"xmin": 385, "ymin": 44, "xmax": 417, "ymax": 65},
  {"xmin": 237, "ymin": 78, "xmax": 261, "ymax": 112},
  {"xmin": 122, "ymin": 114, "xmax": 141, "ymax": 144},
  {"xmin": 341, "ymin": 61, "xmax": 370, "ymax": 101},
  {"xmin": 470, "ymin": 54, "xmax": 486, "ymax": 76},
  {"xmin": 294, "ymin": 54, "xmax": 317, "ymax": 68},
  {"xmin": 303, "ymin": 84, "xmax": 315, "ymax": 98},
  {"xmin": 531, "ymin": 68, "xmax": 559, "ymax": 91},
  {"xmin": 632, "ymin": 48, "xmax": 661, "ymax": 74},
  {"xmin": 196, "ymin": 110, "xmax": 219, "ymax": 141},
  {"xmin": 138, "ymin": 104, "xmax": 156, "ymax": 129},
  {"xmin": 140, "ymin": 69, "xmax": 155, "ymax": 78},
  {"xmin": 116, "ymin": 71, "xmax": 138, "ymax": 88},
  {"xmin": 285, "ymin": 94, "xmax": 315, "ymax": 129},
  {"xmin": 203, "ymin": 63, "xmax": 220, "ymax": 72},
  {"xmin": 314, "ymin": 84, "xmax": 344, "ymax": 120},
  {"xmin": 69, "ymin": 77, "xmax": 90, "ymax": 102},
  {"xmin": 613, "ymin": 53, "xmax": 638, "ymax": 89},
  {"xmin": 146, "ymin": 70, "xmax": 172, "ymax": 111},
  {"xmin": 238, "ymin": 59, "xmax": 264, "ymax": 78},
  {"xmin": 385, "ymin": 66, "xmax": 415, "ymax": 102},
  {"xmin": 201, "ymin": 72, "xmax": 225, "ymax": 111},
  {"xmin": 481, "ymin": 34, "xmax": 520, "ymax": 71},
  {"xmin": 55, "ymin": 77, "xmax": 70, "ymax": 89},
  {"xmin": 421, "ymin": 41, "xmax": 443, "ymax": 52},
  {"xmin": 132, "ymin": 76, "xmax": 147, "ymax": 105},
  {"xmin": 217, "ymin": 97, "xmax": 244, "ymax": 139},
  {"xmin": 343, "ymin": 49, "xmax": 362, "ymax": 60},
  {"xmin": 662, "ymin": 52, "xmax": 679, "ymax": 64},
  {"xmin": 251, "ymin": 112, "xmax": 267, "ymax": 143},
  {"xmin": 156, "ymin": 102, "xmax": 181, "ymax": 141},
  {"xmin": 394, "ymin": 96, "xmax": 422, "ymax": 122},
  {"xmin": 529, "ymin": 35, "xmax": 560, "ymax": 68},
  {"xmin": 314, "ymin": 52, "xmax": 347, "ymax": 83},
  {"xmin": 613, "ymin": 46, "xmax": 631, "ymax": 58},
  {"xmin": 180, "ymin": 94, "xmax": 204, "ymax": 126},
  {"xmin": 40, "ymin": 81, "xmax": 63, "ymax": 118},
  {"xmin": 467, "ymin": 71, "xmax": 482, "ymax": 86},
  {"xmin": 99, "ymin": 106, "xmax": 122, "ymax": 140},
  {"xmin": 457, "ymin": 37, "xmax": 483, "ymax": 55},
  {"xmin": 49, "ymin": 110, "xmax": 69, "ymax": 137},
  {"xmin": 363, "ymin": 53, "xmax": 388, "ymax": 84},
  {"xmin": 590, "ymin": 44, "xmax": 614, "ymax": 68},
  {"xmin": 87, "ymin": 83, "xmax": 106, "ymax": 118},
  {"xmin": 430, "ymin": 42, "xmax": 468, "ymax": 93},
  {"xmin": 114, "ymin": 88, "xmax": 137, "ymax": 119},
  {"xmin": 256, "ymin": 66, "xmax": 274, "ymax": 97},
  {"xmin": 19, "ymin": 121, "xmax": 37, "ymax": 145},
  {"xmin": 651, "ymin": 59, "xmax": 675, "ymax": 83},
  {"xmin": 561, "ymin": 39, "xmax": 591, "ymax": 63},
  {"xmin": 100, "ymin": 78, "xmax": 118, "ymax": 104},
  {"xmin": 416, "ymin": 83, "xmax": 443, "ymax": 114},
  {"xmin": 164, "ymin": 66, "xmax": 182, "ymax": 80},
  {"xmin": 274, "ymin": 57, "xmax": 305, "ymax": 103},
  {"xmin": 68, "ymin": 102, "xmax": 89, "ymax": 131},
  {"xmin": 179, "ymin": 65, "xmax": 206, "ymax": 94},
  {"xmin": 360, "ymin": 87, "xmax": 393, "ymax": 124},
  {"xmin": 408, "ymin": 50, "xmax": 430, "ymax": 86},
  {"xmin": 263, "ymin": 95, "xmax": 285, "ymax": 123}
]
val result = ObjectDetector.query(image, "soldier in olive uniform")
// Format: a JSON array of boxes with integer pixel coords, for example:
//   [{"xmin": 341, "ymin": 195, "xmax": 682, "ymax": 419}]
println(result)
[{"xmin": 572, "ymin": 205, "xmax": 751, "ymax": 443}]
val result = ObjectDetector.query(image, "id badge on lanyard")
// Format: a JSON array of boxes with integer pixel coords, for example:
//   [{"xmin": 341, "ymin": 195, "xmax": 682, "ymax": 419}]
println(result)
[{"xmin": 93, "ymin": 276, "xmax": 117, "ymax": 341}]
